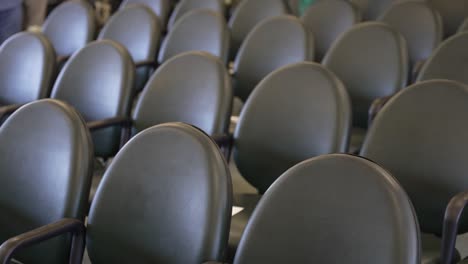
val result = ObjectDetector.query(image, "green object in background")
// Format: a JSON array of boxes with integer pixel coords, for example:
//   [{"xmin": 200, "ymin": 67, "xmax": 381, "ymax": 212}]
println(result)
[{"xmin": 299, "ymin": 0, "xmax": 316, "ymax": 15}]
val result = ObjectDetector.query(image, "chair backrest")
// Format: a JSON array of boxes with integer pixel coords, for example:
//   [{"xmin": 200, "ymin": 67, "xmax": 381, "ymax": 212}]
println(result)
[
  {"xmin": 234, "ymin": 15, "xmax": 314, "ymax": 102},
  {"xmin": 158, "ymin": 9, "xmax": 229, "ymax": 64},
  {"xmin": 301, "ymin": 0, "xmax": 361, "ymax": 61},
  {"xmin": 168, "ymin": 0, "xmax": 225, "ymax": 29},
  {"xmin": 428, "ymin": 0, "xmax": 468, "ymax": 37},
  {"xmin": 361, "ymin": 79, "xmax": 468, "ymax": 235},
  {"xmin": 349, "ymin": 0, "xmax": 395, "ymax": 20},
  {"xmin": 0, "ymin": 32, "xmax": 55, "ymax": 106},
  {"xmin": 87, "ymin": 122, "xmax": 232, "ymax": 263},
  {"xmin": 51, "ymin": 40, "xmax": 134, "ymax": 158},
  {"xmin": 234, "ymin": 154, "xmax": 420, "ymax": 264},
  {"xmin": 98, "ymin": 4, "xmax": 161, "ymax": 91},
  {"xmin": 42, "ymin": 0, "xmax": 96, "ymax": 57},
  {"xmin": 417, "ymin": 32, "xmax": 468, "ymax": 85},
  {"xmin": 458, "ymin": 17, "xmax": 468, "ymax": 33},
  {"xmin": 234, "ymin": 62, "xmax": 351, "ymax": 194},
  {"xmin": 228, "ymin": 0, "xmax": 287, "ymax": 59},
  {"xmin": 120, "ymin": 0, "xmax": 170, "ymax": 26},
  {"xmin": 134, "ymin": 51, "xmax": 232, "ymax": 136},
  {"xmin": 379, "ymin": 0, "xmax": 443, "ymax": 67},
  {"xmin": 0, "ymin": 99, "xmax": 93, "ymax": 264},
  {"xmin": 322, "ymin": 22, "xmax": 408, "ymax": 129}
]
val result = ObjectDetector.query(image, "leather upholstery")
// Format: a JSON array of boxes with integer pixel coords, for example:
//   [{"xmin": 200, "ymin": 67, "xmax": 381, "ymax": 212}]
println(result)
[
  {"xmin": 379, "ymin": 1, "xmax": 443, "ymax": 67},
  {"xmin": 0, "ymin": 32, "xmax": 55, "ymax": 106},
  {"xmin": 233, "ymin": 15, "xmax": 314, "ymax": 102},
  {"xmin": 322, "ymin": 22, "xmax": 408, "ymax": 129},
  {"xmin": 234, "ymin": 62, "xmax": 351, "ymax": 194},
  {"xmin": 98, "ymin": 4, "xmax": 161, "ymax": 92},
  {"xmin": 168, "ymin": 0, "xmax": 225, "ymax": 29},
  {"xmin": 42, "ymin": 0, "xmax": 95, "ymax": 57},
  {"xmin": 120, "ymin": 0, "xmax": 170, "ymax": 27},
  {"xmin": 417, "ymin": 31, "xmax": 468, "ymax": 86},
  {"xmin": 349, "ymin": 0, "xmax": 395, "ymax": 20},
  {"xmin": 428, "ymin": 0, "xmax": 468, "ymax": 37},
  {"xmin": 0, "ymin": 99, "xmax": 93, "ymax": 264},
  {"xmin": 134, "ymin": 51, "xmax": 232, "ymax": 135},
  {"xmin": 234, "ymin": 154, "xmax": 420, "ymax": 264},
  {"xmin": 361, "ymin": 80, "xmax": 468, "ymax": 235},
  {"xmin": 458, "ymin": 17, "xmax": 468, "ymax": 33},
  {"xmin": 158, "ymin": 9, "xmax": 229, "ymax": 64},
  {"xmin": 87, "ymin": 122, "xmax": 232, "ymax": 263},
  {"xmin": 51, "ymin": 40, "xmax": 135, "ymax": 158},
  {"xmin": 228, "ymin": 0, "xmax": 287, "ymax": 59},
  {"xmin": 301, "ymin": 0, "xmax": 361, "ymax": 61}
]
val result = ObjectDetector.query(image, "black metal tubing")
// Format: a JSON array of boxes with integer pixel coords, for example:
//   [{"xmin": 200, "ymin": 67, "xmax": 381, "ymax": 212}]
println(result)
[
  {"xmin": 0, "ymin": 104, "xmax": 23, "ymax": 120},
  {"xmin": 87, "ymin": 116, "xmax": 131, "ymax": 131},
  {"xmin": 0, "ymin": 218, "xmax": 85, "ymax": 264},
  {"xmin": 135, "ymin": 59, "xmax": 159, "ymax": 69},
  {"xmin": 367, "ymin": 95, "xmax": 393, "ymax": 128},
  {"xmin": 440, "ymin": 191, "xmax": 468, "ymax": 264}
]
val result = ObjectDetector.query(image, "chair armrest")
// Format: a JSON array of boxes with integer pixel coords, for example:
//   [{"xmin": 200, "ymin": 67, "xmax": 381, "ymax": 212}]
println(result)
[
  {"xmin": 440, "ymin": 191, "xmax": 468, "ymax": 264},
  {"xmin": 0, "ymin": 218, "xmax": 85, "ymax": 264},
  {"xmin": 411, "ymin": 60, "xmax": 426, "ymax": 83},
  {"xmin": 57, "ymin": 55, "xmax": 71, "ymax": 65},
  {"xmin": 368, "ymin": 95, "xmax": 393, "ymax": 127},
  {"xmin": 0, "ymin": 104, "xmax": 23, "ymax": 119},
  {"xmin": 87, "ymin": 116, "xmax": 132, "ymax": 132},
  {"xmin": 135, "ymin": 59, "xmax": 159, "ymax": 69},
  {"xmin": 212, "ymin": 133, "xmax": 233, "ymax": 161}
]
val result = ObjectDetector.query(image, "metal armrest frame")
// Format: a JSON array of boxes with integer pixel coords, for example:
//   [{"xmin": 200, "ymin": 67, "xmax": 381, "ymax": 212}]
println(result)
[
  {"xmin": 0, "ymin": 218, "xmax": 85, "ymax": 264},
  {"xmin": 441, "ymin": 191, "xmax": 468, "ymax": 264},
  {"xmin": 87, "ymin": 116, "xmax": 133, "ymax": 148}
]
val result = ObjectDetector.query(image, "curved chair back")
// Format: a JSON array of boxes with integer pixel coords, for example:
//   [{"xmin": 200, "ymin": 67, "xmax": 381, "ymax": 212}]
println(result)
[
  {"xmin": 0, "ymin": 32, "xmax": 55, "ymax": 105},
  {"xmin": 417, "ymin": 32, "xmax": 468, "ymax": 86},
  {"xmin": 134, "ymin": 52, "xmax": 232, "ymax": 136},
  {"xmin": 428, "ymin": 0, "xmax": 468, "ymax": 37},
  {"xmin": 234, "ymin": 62, "xmax": 351, "ymax": 194},
  {"xmin": 158, "ymin": 9, "xmax": 229, "ymax": 64},
  {"xmin": 0, "ymin": 99, "xmax": 93, "ymax": 264},
  {"xmin": 51, "ymin": 40, "xmax": 134, "ymax": 158},
  {"xmin": 168, "ymin": 0, "xmax": 225, "ymax": 29},
  {"xmin": 43, "ymin": 0, "xmax": 96, "ymax": 57},
  {"xmin": 99, "ymin": 5, "xmax": 161, "ymax": 92},
  {"xmin": 379, "ymin": 0, "xmax": 443, "ymax": 68},
  {"xmin": 234, "ymin": 154, "xmax": 420, "ymax": 264},
  {"xmin": 349, "ymin": 0, "xmax": 394, "ymax": 20},
  {"xmin": 234, "ymin": 15, "xmax": 314, "ymax": 102},
  {"xmin": 87, "ymin": 123, "xmax": 232, "ymax": 263},
  {"xmin": 322, "ymin": 22, "xmax": 408, "ymax": 129},
  {"xmin": 120, "ymin": 0, "xmax": 170, "ymax": 26},
  {"xmin": 301, "ymin": 0, "xmax": 361, "ymax": 61},
  {"xmin": 361, "ymin": 80, "xmax": 468, "ymax": 235},
  {"xmin": 228, "ymin": 0, "xmax": 287, "ymax": 59}
]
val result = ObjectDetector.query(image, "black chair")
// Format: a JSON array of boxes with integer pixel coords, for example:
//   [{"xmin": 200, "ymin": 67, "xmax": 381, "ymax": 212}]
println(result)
[
  {"xmin": 42, "ymin": 0, "xmax": 96, "ymax": 62},
  {"xmin": 417, "ymin": 31, "xmax": 468, "ymax": 86},
  {"xmin": 233, "ymin": 154, "xmax": 420, "ymax": 264},
  {"xmin": 378, "ymin": 0, "xmax": 443, "ymax": 77},
  {"xmin": 322, "ymin": 22, "xmax": 408, "ymax": 151},
  {"xmin": 361, "ymin": 79, "xmax": 468, "ymax": 264},
  {"xmin": 0, "ymin": 32, "xmax": 55, "ymax": 119},
  {"xmin": 51, "ymin": 40, "xmax": 135, "ymax": 159},
  {"xmin": 1, "ymin": 122, "xmax": 232, "ymax": 264},
  {"xmin": 228, "ymin": 0, "xmax": 287, "ymax": 60},
  {"xmin": 120, "ymin": 0, "xmax": 171, "ymax": 27},
  {"xmin": 0, "ymin": 99, "xmax": 93, "ymax": 264},
  {"xmin": 233, "ymin": 15, "xmax": 314, "ymax": 102},
  {"xmin": 428, "ymin": 0, "xmax": 468, "ymax": 37},
  {"xmin": 98, "ymin": 4, "xmax": 161, "ymax": 92},
  {"xmin": 229, "ymin": 62, "xmax": 351, "ymax": 260},
  {"xmin": 158, "ymin": 9, "xmax": 229, "ymax": 64},
  {"xmin": 301, "ymin": 0, "xmax": 361, "ymax": 61},
  {"xmin": 168, "ymin": 0, "xmax": 225, "ymax": 29},
  {"xmin": 349, "ymin": 0, "xmax": 394, "ymax": 20},
  {"xmin": 134, "ymin": 51, "xmax": 232, "ymax": 137}
]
